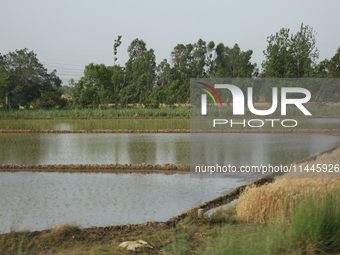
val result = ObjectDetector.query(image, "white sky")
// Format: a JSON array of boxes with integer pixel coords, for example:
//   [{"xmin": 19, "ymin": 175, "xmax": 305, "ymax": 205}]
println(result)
[{"xmin": 1, "ymin": 0, "xmax": 339, "ymax": 85}]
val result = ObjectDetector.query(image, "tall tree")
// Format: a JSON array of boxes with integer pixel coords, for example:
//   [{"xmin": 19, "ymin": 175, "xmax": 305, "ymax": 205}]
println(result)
[
  {"xmin": 113, "ymin": 35, "xmax": 122, "ymax": 92},
  {"xmin": 213, "ymin": 43, "xmax": 255, "ymax": 78},
  {"xmin": 73, "ymin": 63, "xmax": 121, "ymax": 106},
  {"xmin": 121, "ymin": 38, "xmax": 156, "ymax": 105},
  {"xmin": 262, "ymin": 24, "xmax": 319, "ymax": 77},
  {"xmin": 313, "ymin": 46, "xmax": 340, "ymax": 103},
  {"xmin": 314, "ymin": 59, "xmax": 330, "ymax": 78},
  {"xmin": 156, "ymin": 59, "xmax": 172, "ymax": 87},
  {"xmin": 261, "ymin": 28, "xmax": 294, "ymax": 77},
  {"xmin": 0, "ymin": 48, "xmax": 63, "ymax": 109},
  {"xmin": 205, "ymin": 41, "xmax": 216, "ymax": 76},
  {"xmin": 170, "ymin": 39, "xmax": 217, "ymax": 80},
  {"xmin": 328, "ymin": 46, "xmax": 340, "ymax": 78},
  {"xmin": 171, "ymin": 42, "xmax": 194, "ymax": 85},
  {"xmin": 291, "ymin": 23, "xmax": 319, "ymax": 77},
  {"xmin": 168, "ymin": 39, "xmax": 214, "ymax": 103},
  {"xmin": 191, "ymin": 39, "xmax": 208, "ymax": 78}
]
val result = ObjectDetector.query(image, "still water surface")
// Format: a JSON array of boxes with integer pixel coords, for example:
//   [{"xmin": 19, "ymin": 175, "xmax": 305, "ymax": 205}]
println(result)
[
  {"xmin": 0, "ymin": 133, "xmax": 189, "ymax": 165},
  {"xmin": 1, "ymin": 133, "xmax": 340, "ymax": 166},
  {"xmin": 0, "ymin": 172, "xmax": 247, "ymax": 233},
  {"xmin": 1, "ymin": 130, "xmax": 340, "ymax": 234},
  {"xmin": 191, "ymin": 133, "xmax": 340, "ymax": 166}
]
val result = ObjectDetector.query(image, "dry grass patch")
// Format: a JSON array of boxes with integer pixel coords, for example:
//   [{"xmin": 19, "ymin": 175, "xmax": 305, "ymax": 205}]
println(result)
[
  {"xmin": 236, "ymin": 146, "xmax": 340, "ymax": 223},
  {"xmin": 235, "ymin": 178, "xmax": 340, "ymax": 223}
]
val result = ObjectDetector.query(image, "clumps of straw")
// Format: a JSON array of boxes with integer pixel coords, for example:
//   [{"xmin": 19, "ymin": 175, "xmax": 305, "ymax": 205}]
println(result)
[{"xmin": 235, "ymin": 178, "xmax": 340, "ymax": 223}]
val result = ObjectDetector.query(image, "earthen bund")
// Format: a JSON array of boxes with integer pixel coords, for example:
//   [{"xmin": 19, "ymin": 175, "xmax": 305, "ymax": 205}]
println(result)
[{"xmin": 1, "ymin": 129, "xmax": 340, "ymax": 134}]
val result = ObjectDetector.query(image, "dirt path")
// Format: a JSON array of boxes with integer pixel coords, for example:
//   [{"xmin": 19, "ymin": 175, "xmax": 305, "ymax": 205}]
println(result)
[{"xmin": 0, "ymin": 163, "xmax": 190, "ymax": 171}]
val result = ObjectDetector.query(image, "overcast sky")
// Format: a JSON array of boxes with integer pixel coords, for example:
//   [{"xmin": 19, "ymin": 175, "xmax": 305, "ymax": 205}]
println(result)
[{"xmin": 1, "ymin": 0, "xmax": 339, "ymax": 85}]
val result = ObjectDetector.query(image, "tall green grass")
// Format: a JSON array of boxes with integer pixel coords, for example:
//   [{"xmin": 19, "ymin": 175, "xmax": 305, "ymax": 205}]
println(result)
[
  {"xmin": 1, "ymin": 104, "xmax": 338, "ymax": 119},
  {"xmin": 0, "ymin": 107, "xmax": 190, "ymax": 119}
]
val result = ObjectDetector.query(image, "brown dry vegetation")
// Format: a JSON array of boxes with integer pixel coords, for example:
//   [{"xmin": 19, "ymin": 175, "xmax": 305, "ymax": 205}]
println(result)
[
  {"xmin": 235, "ymin": 178, "xmax": 340, "ymax": 223},
  {"xmin": 235, "ymin": 146, "xmax": 340, "ymax": 223}
]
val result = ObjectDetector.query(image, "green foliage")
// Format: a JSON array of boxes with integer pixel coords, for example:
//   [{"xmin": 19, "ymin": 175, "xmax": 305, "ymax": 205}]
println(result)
[
  {"xmin": 165, "ymin": 80, "xmax": 189, "ymax": 105},
  {"xmin": 0, "ymin": 48, "xmax": 63, "ymax": 109},
  {"xmin": 213, "ymin": 43, "xmax": 255, "ymax": 78},
  {"xmin": 262, "ymin": 23, "xmax": 319, "ymax": 78},
  {"xmin": 0, "ymin": 74, "xmax": 10, "ymax": 108},
  {"xmin": 168, "ymin": 231, "xmax": 191, "ymax": 255},
  {"xmin": 287, "ymin": 192, "xmax": 340, "ymax": 253},
  {"xmin": 5, "ymin": 29, "xmax": 338, "ymax": 110},
  {"xmin": 209, "ymin": 205, "xmax": 236, "ymax": 225},
  {"xmin": 156, "ymin": 59, "xmax": 172, "ymax": 87},
  {"xmin": 72, "ymin": 62, "xmax": 125, "ymax": 107},
  {"xmin": 113, "ymin": 35, "xmax": 122, "ymax": 62},
  {"xmin": 124, "ymin": 38, "xmax": 156, "ymax": 105},
  {"xmin": 329, "ymin": 46, "xmax": 340, "ymax": 77},
  {"xmin": 31, "ymin": 91, "xmax": 67, "ymax": 109},
  {"xmin": 291, "ymin": 24, "xmax": 319, "ymax": 77}
]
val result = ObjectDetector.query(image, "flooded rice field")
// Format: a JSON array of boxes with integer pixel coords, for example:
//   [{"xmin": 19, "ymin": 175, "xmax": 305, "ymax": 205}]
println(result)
[
  {"xmin": 0, "ymin": 171, "xmax": 248, "ymax": 233},
  {"xmin": 190, "ymin": 133, "xmax": 340, "ymax": 166},
  {"xmin": 1, "ymin": 133, "xmax": 340, "ymax": 166},
  {"xmin": 1, "ymin": 118, "xmax": 339, "ymax": 234},
  {"xmin": 0, "ymin": 133, "xmax": 189, "ymax": 165}
]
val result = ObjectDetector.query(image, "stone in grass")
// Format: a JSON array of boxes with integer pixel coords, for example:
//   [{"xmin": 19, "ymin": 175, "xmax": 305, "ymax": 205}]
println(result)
[{"xmin": 119, "ymin": 240, "xmax": 153, "ymax": 251}]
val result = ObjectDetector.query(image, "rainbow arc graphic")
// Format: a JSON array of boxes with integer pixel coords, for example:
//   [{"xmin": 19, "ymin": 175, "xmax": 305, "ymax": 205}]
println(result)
[{"xmin": 197, "ymin": 82, "xmax": 222, "ymax": 106}]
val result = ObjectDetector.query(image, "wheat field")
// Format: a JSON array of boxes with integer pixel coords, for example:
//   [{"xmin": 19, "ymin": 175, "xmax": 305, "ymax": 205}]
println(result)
[{"xmin": 235, "ymin": 146, "xmax": 340, "ymax": 223}]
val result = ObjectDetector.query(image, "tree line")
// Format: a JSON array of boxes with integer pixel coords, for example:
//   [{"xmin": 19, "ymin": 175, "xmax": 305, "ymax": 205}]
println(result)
[{"xmin": 1, "ymin": 23, "xmax": 339, "ymax": 110}]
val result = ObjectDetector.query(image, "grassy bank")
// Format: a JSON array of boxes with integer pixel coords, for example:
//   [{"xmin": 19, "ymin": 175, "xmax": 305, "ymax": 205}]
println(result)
[{"xmin": 2, "ymin": 178, "xmax": 340, "ymax": 254}]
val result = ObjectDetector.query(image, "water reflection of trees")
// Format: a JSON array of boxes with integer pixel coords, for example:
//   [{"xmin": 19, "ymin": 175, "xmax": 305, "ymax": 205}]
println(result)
[
  {"xmin": 0, "ymin": 134, "xmax": 43, "ymax": 164},
  {"xmin": 191, "ymin": 134, "xmax": 340, "ymax": 167},
  {"xmin": 1, "ymin": 133, "xmax": 339, "ymax": 166},
  {"xmin": 154, "ymin": 134, "xmax": 190, "ymax": 165},
  {"xmin": 174, "ymin": 141, "xmax": 190, "ymax": 164},
  {"xmin": 127, "ymin": 135, "xmax": 157, "ymax": 164},
  {"xmin": 0, "ymin": 133, "xmax": 190, "ymax": 165}
]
